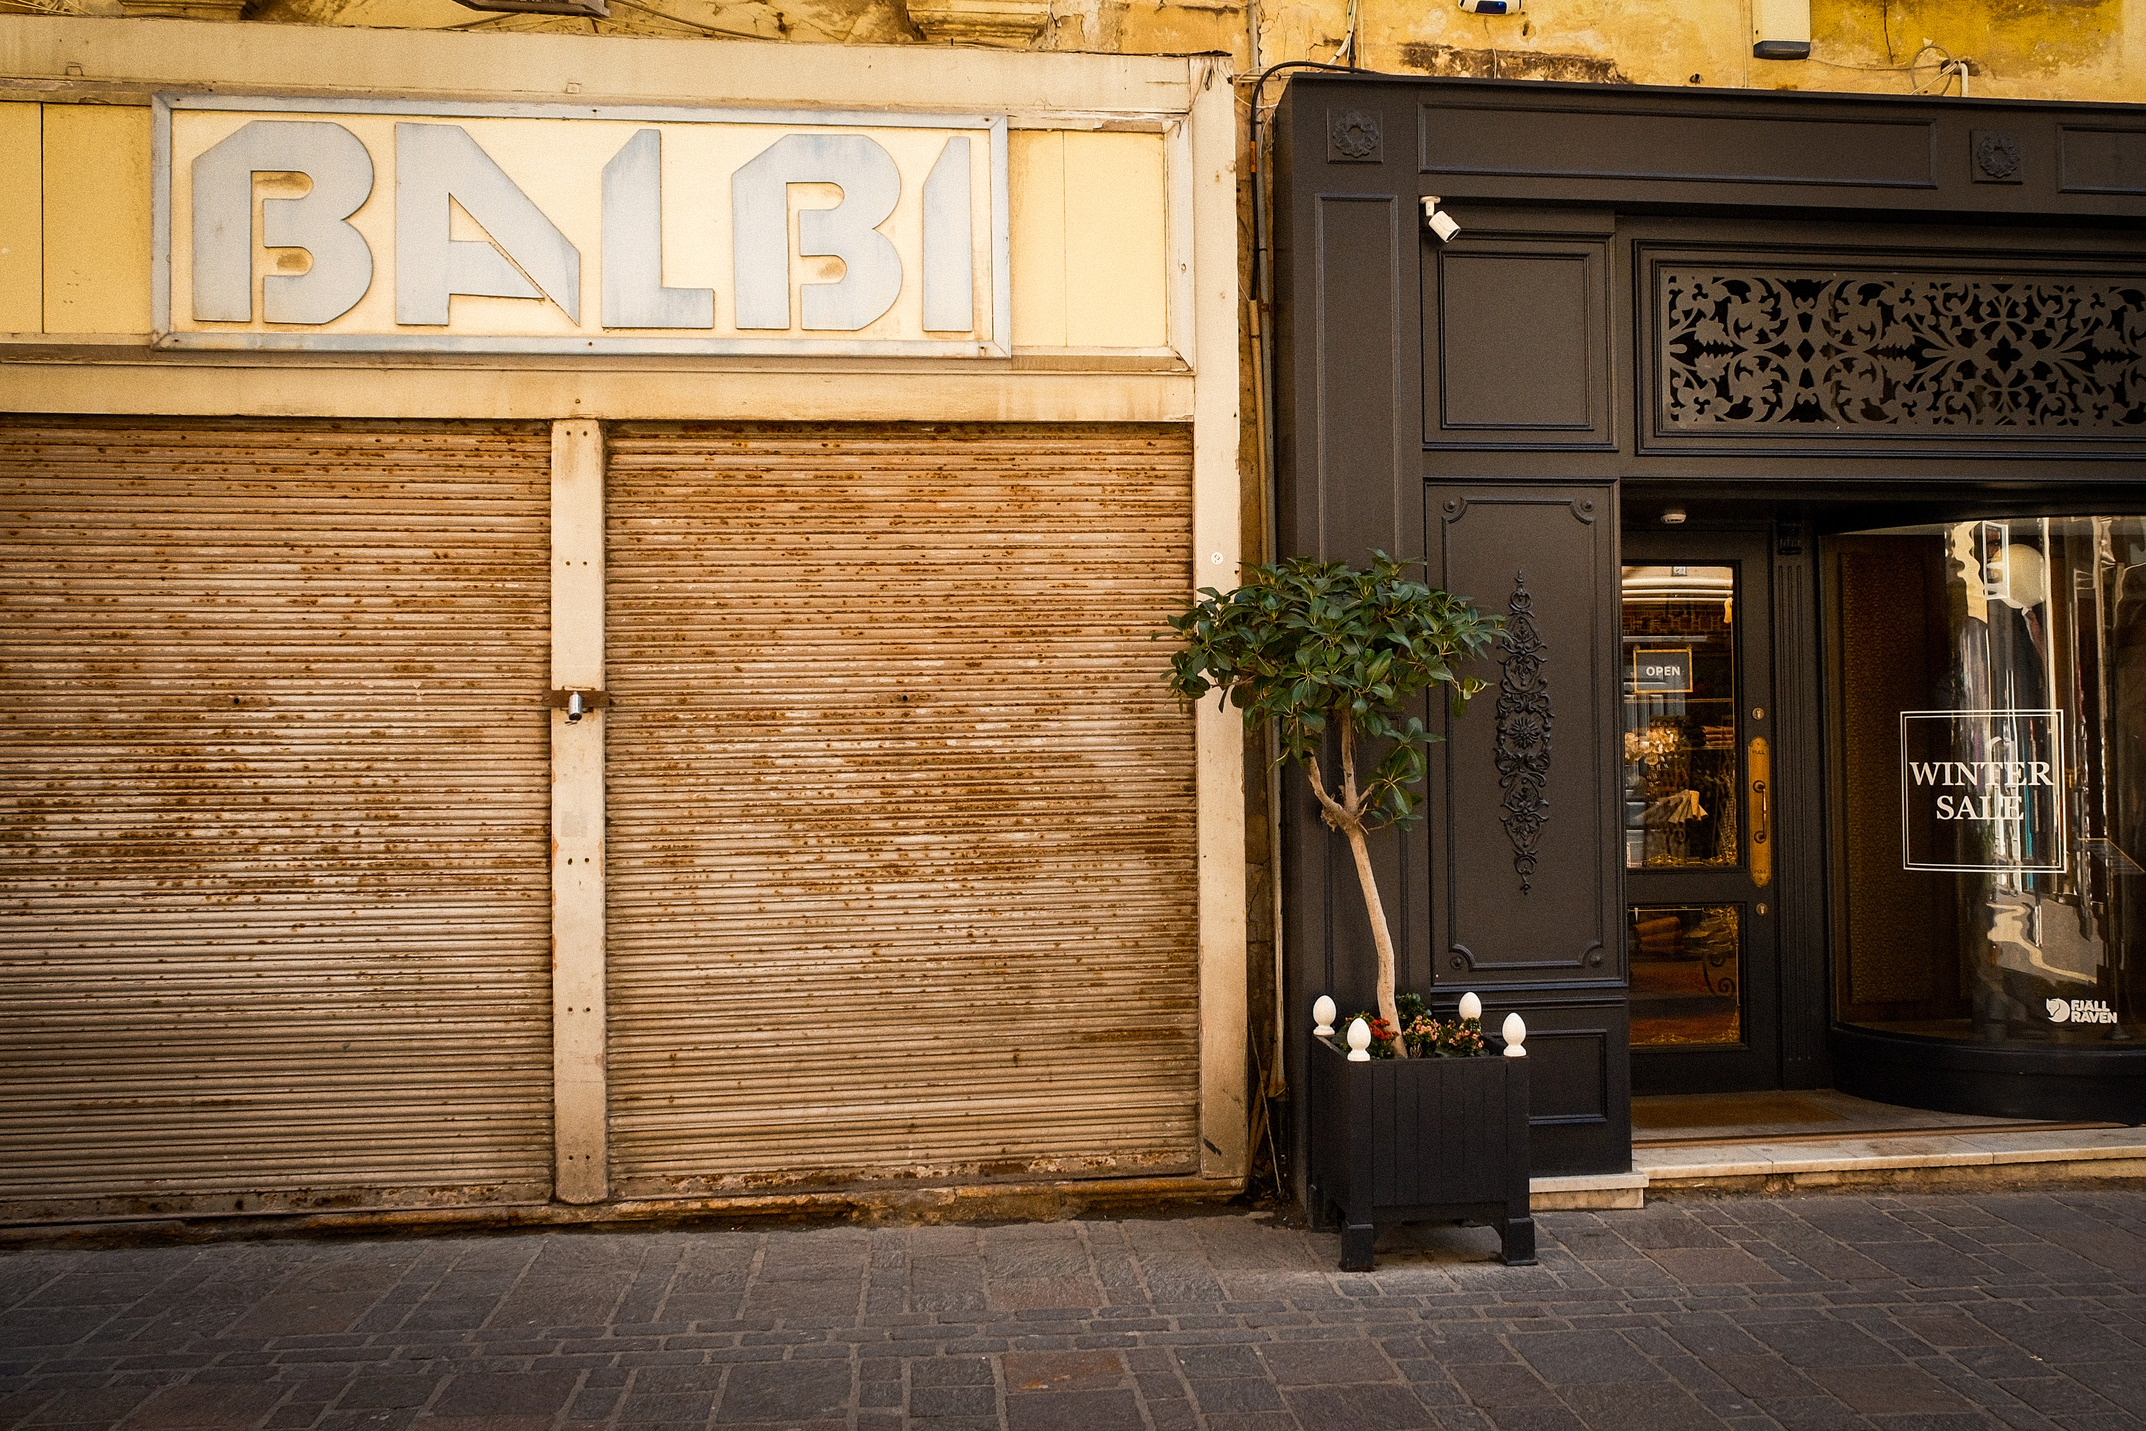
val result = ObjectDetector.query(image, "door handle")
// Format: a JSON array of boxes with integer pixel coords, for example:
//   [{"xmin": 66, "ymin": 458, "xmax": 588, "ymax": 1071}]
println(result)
[{"xmin": 1749, "ymin": 735, "xmax": 1772, "ymax": 889}]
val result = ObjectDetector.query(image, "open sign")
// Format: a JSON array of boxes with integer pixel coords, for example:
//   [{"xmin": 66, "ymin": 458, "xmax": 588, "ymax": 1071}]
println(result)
[{"xmin": 1633, "ymin": 648, "xmax": 1693, "ymax": 694}]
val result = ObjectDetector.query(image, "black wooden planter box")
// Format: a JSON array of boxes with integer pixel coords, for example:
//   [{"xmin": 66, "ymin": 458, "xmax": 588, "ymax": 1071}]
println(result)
[{"xmin": 1305, "ymin": 1036, "xmax": 1535, "ymax": 1270}]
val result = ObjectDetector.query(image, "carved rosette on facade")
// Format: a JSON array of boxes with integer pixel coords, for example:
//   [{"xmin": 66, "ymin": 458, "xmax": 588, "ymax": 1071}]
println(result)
[
  {"xmin": 1660, "ymin": 270, "xmax": 2146, "ymax": 431},
  {"xmin": 1493, "ymin": 572, "xmax": 1552, "ymax": 893},
  {"xmin": 1327, "ymin": 109, "xmax": 1383, "ymax": 162}
]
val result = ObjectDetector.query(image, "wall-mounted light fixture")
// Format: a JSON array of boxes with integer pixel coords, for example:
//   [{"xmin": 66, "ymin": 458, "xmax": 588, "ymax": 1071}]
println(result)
[
  {"xmin": 453, "ymin": 0, "xmax": 610, "ymax": 17},
  {"xmin": 1752, "ymin": 0, "xmax": 1811, "ymax": 59},
  {"xmin": 1661, "ymin": 508, "xmax": 1688, "ymax": 525}
]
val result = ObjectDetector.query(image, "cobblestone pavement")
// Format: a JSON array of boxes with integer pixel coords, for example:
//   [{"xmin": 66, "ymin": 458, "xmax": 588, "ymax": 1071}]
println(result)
[{"xmin": 6, "ymin": 1190, "xmax": 2146, "ymax": 1431}]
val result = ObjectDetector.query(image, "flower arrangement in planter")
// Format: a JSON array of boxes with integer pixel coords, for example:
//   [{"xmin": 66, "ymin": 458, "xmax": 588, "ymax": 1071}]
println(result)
[
  {"xmin": 1342, "ymin": 992, "xmax": 1490, "ymax": 1059},
  {"xmin": 1168, "ymin": 553, "xmax": 1531, "ymax": 1270}
]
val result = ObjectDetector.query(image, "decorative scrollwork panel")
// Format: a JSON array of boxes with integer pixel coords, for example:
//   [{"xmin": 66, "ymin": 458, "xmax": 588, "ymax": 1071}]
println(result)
[
  {"xmin": 1493, "ymin": 572, "xmax": 1553, "ymax": 894},
  {"xmin": 1659, "ymin": 269, "xmax": 2146, "ymax": 434}
]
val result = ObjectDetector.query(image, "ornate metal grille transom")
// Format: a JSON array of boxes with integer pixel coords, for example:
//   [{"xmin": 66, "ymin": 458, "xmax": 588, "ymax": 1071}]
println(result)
[{"xmin": 1659, "ymin": 270, "xmax": 2146, "ymax": 433}]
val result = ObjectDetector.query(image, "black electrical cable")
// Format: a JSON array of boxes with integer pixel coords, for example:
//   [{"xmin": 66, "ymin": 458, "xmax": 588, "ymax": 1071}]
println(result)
[
  {"xmin": 1244, "ymin": 59, "xmax": 1395, "ymax": 563},
  {"xmin": 1242, "ymin": 59, "xmax": 1396, "ymax": 1123}
]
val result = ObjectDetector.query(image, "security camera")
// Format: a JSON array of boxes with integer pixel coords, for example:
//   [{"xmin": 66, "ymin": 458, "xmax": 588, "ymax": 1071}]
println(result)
[
  {"xmin": 1458, "ymin": 0, "xmax": 1521, "ymax": 13},
  {"xmin": 1421, "ymin": 196, "xmax": 1462, "ymax": 243}
]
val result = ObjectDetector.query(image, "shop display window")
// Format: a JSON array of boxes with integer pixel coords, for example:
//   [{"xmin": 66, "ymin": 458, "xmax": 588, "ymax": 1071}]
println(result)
[{"xmin": 1829, "ymin": 517, "xmax": 2146, "ymax": 1046}]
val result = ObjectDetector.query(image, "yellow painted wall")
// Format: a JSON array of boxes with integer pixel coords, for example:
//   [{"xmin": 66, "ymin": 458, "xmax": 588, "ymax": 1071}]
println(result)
[
  {"xmin": 1010, "ymin": 131, "xmax": 1070, "ymax": 348},
  {"xmin": 43, "ymin": 105, "xmax": 152, "ymax": 336},
  {"xmin": 1064, "ymin": 133, "xmax": 1168, "ymax": 349},
  {"xmin": 0, "ymin": 103, "xmax": 40, "ymax": 335},
  {"xmin": 1245, "ymin": 0, "xmax": 2143, "ymax": 101},
  {"xmin": 231, "ymin": 0, "xmax": 2143, "ymax": 103},
  {"xmin": 1011, "ymin": 129, "xmax": 1169, "ymax": 351}
]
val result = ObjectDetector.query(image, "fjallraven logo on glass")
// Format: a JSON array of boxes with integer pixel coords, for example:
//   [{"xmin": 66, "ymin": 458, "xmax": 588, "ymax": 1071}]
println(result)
[{"xmin": 2047, "ymin": 998, "xmax": 2118, "ymax": 1025}]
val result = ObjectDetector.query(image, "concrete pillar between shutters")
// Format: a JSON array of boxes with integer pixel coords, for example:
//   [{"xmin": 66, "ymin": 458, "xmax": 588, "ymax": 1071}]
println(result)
[
  {"xmin": 551, "ymin": 418, "xmax": 608, "ymax": 1204},
  {"xmin": 1187, "ymin": 61, "xmax": 1249, "ymax": 1182}
]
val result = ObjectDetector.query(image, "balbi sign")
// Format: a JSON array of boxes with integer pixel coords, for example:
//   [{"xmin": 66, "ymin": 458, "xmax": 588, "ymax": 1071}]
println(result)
[{"xmin": 154, "ymin": 96, "xmax": 1009, "ymax": 356}]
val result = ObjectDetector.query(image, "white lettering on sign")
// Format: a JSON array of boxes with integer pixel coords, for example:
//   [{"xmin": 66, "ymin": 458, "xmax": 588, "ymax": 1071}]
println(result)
[
  {"xmin": 154, "ymin": 96, "xmax": 1010, "ymax": 356},
  {"xmin": 2047, "ymin": 997, "xmax": 2119, "ymax": 1025},
  {"xmin": 190, "ymin": 120, "xmax": 374, "ymax": 325},
  {"xmin": 393, "ymin": 122, "xmax": 584, "ymax": 325},
  {"xmin": 1907, "ymin": 761, "xmax": 2057, "ymax": 789},
  {"xmin": 1898, "ymin": 709, "xmax": 2067, "ymax": 874}
]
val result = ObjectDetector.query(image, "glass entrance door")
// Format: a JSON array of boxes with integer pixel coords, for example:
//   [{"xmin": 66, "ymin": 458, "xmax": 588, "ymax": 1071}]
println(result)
[{"xmin": 1622, "ymin": 531, "xmax": 1781, "ymax": 1092}]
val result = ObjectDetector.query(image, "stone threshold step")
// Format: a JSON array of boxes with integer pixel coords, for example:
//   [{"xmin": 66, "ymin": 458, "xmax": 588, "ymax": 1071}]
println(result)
[
  {"xmin": 1635, "ymin": 1119, "xmax": 2123, "ymax": 1149},
  {"xmin": 1531, "ymin": 1128, "xmax": 2146, "ymax": 1210}
]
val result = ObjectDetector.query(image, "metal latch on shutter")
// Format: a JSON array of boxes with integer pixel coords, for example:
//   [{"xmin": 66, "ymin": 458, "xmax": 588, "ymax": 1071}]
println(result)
[{"xmin": 550, "ymin": 689, "xmax": 611, "ymax": 723}]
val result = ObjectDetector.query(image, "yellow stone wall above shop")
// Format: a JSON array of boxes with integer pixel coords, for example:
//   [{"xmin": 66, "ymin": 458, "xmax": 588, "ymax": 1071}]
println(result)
[
  {"xmin": 42, "ymin": 104, "xmax": 153, "ymax": 337},
  {"xmin": 205, "ymin": 0, "xmax": 2146, "ymax": 102}
]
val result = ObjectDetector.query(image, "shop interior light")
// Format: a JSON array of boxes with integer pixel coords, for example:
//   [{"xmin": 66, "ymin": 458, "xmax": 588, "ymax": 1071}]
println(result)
[
  {"xmin": 1661, "ymin": 508, "xmax": 1688, "ymax": 525},
  {"xmin": 1751, "ymin": 0, "xmax": 1811, "ymax": 59}
]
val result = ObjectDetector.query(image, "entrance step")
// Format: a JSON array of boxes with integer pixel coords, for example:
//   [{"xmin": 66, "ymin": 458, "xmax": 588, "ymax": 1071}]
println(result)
[
  {"xmin": 1530, "ymin": 1171, "xmax": 1646, "ymax": 1210},
  {"xmin": 1529, "ymin": 1090, "xmax": 2146, "ymax": 1209},
  {"xmin": 1637, "ymin": 1125, "xmax": 2146, "ymax": 1195}
]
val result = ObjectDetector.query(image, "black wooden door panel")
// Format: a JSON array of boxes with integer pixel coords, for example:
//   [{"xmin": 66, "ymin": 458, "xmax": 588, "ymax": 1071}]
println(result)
[{"xmin": 1429, "ymin": 488, "xmax": 1622, "ymax": 985}]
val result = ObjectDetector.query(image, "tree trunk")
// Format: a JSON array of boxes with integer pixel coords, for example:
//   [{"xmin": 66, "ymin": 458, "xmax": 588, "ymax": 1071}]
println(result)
[
  {"xmin": 1306, "ymin": 717, "xmax": 1406, "ymax": 1055},
  {"xmin": 1340, "ymin": 816, "xmax": 1403, "ymax": 1048}
]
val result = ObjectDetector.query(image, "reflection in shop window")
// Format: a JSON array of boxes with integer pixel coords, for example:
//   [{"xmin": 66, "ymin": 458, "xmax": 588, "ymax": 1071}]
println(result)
[
  {"xmin": 1629, "ymin": 904, "xmax": 1743, "ymax": 1046},
  {"xmin": 1622, "ymin": 565, "xmax": 1740, "ymax": 870}
]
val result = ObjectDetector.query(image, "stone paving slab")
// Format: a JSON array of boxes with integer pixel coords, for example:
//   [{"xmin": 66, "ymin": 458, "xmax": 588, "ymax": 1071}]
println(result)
[{"xmin": 6, "ymin": 1190, "xmax": 2146, "ymax": 1429}]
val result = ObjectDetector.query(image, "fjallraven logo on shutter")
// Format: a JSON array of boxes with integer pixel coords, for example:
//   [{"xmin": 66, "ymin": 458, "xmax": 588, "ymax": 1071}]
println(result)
[{"xmin": 155, "ymin": 96, "xmax": 1009, "ymax": 357}]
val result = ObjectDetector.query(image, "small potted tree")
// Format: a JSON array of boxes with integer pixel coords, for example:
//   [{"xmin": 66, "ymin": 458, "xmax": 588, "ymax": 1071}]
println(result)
[{"xmin": 1167, "ymin": 552, "xmax": 1535, "ymax": 1270}]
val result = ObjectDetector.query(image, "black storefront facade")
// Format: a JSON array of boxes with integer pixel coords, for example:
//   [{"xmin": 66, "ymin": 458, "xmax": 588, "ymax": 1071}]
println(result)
[{"xmin": 1271, "ymin": 75, "xmax": 2146, "ymax": 1179}]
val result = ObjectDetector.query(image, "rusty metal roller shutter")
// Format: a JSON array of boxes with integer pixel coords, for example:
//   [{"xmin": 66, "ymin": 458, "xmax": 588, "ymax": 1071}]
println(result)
[
  {"xmin": 0, "ymin": 418, "xmax": 555, "ymax": 1220},
  {"xmin": 606, "ymin": 422, "xmax": 1199, "ymax": 1194}
]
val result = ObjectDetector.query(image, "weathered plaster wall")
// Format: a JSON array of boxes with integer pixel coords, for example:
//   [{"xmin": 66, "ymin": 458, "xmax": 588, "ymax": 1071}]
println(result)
[
  {"xmin": 1264, "ymin": 0, "xmax": 2141, "ymax": 101},
  {"xmin": 88, "ymin": 0, "xmax": 2119, "ymax": 103}
]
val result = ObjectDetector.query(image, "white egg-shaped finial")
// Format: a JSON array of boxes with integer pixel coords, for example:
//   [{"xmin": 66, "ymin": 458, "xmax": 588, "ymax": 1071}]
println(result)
[
  {"xmin": 1502, "ymin": 1011, "xmax": 1528, "ymax": 1057},
  {"xmin": 1458, "ymin": 992, "xmax": 1483, "ymax": 1023},
  {"xmin": 1346, "ymin": 1017, "xmax": 1372, "ymax": 1061},
  {"xmin": 1313, "ymin": 995, "xmax": 1337, "ymax": 1037}
]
